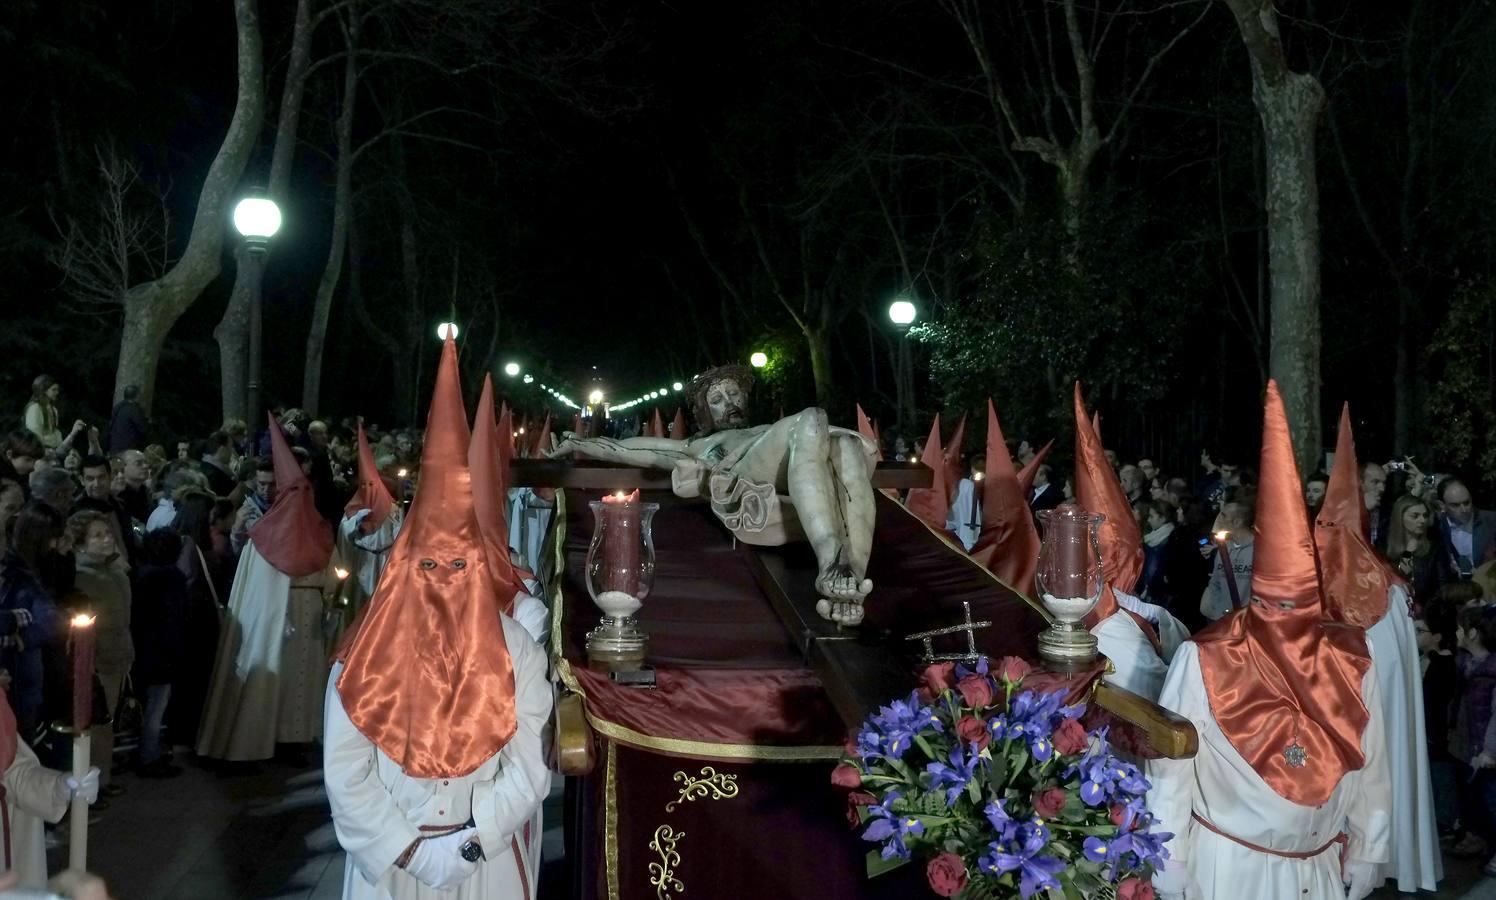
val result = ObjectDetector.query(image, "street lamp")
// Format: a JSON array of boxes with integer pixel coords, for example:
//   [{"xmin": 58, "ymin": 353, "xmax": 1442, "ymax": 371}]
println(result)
[
  {"xmin": 436, "ymin": 322, "xmax": 460, "ymax": 340},
  {"xmin": 504, "ymin": 362, "xmax": 521, "ymax": 377},
  {"xmin": 888, "ymin": 297, "xmax": 919, "ymax": 433},
  {"xmin": 234, "ymin": 195, "xmax": 282, "ymax": 428},
  {"xmin": 750, "ymin": 351, "xmax": 768, "ymax": 368},
  {"xmin": 672, "ymin": 382, "xmax": 683, "ymax": 392},
  {"xmin": 523, "ymin": 374, "xmax": 534, "ymax": 384},
  {"xmin": 588, "ymin": 389, "xmax": 604, "ymax": 406}
]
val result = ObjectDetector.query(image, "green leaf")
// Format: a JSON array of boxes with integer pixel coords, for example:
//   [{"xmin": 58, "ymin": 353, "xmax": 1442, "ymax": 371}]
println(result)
[{"xmin": 865, "ymin": 849, "xmax": 910, "ymax": 879}]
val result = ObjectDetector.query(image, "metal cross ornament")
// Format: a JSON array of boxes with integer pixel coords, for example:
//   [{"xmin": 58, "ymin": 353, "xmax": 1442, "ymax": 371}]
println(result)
[
  {"xmin": 1283, "ymin": 742, "xmax": 1308, "ymax": 768},
  {"xmin": 905, "ymin": 601, "xmax": 993, "ymax": 665}
]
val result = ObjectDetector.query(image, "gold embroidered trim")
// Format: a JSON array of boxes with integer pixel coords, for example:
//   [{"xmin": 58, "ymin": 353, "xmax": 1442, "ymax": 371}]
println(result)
[
  {"xmin": 647, "ymin": 825, "xmax": 685, "ymax": 899},
  {"xmin": 604, "ymin": 740, "xmax": 619, "ymax": 900},
  {"xmin": 585, "ymin": 707, "xmax": 842, "ymax": 761},
  {"xmin": 665, "ymin": 766, "xmax": 740, "ymax": 812}
]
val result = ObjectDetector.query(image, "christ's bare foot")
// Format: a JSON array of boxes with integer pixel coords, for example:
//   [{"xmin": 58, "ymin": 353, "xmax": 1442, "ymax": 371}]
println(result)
[
  {"xmin": 816, "ymin": 563, "xmax": 871, "ymax": 602},
  {"xmin": 815, "ymin": 598, "xmax": 866, "ymax": 626}
]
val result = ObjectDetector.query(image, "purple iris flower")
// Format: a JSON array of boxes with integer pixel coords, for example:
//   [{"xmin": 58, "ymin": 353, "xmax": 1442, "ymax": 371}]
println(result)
[
  {"xmin": 861, "ymin": 791, "xmax": 925, "ymax": 860},
  {"xmin": 983, "ymin": 799, "xmax": 1020, "ymax": 843},
  {"xmin": 1126, "ymin": 826, "xmax": 1174, "ymax": 868},
  {"xmin": 927, "ymin": 743, "xmax": 981, "ymax": 807},
  {"xmin": 1075, "ymin": 755, "xmax": 1121, "ymax": 806},
  {"xmin": 978, "ymin": 824, "xmax": 1066, "ymax": 899}
]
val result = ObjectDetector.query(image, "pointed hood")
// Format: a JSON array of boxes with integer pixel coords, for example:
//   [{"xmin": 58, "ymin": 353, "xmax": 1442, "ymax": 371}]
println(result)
[
  {"xmin": 670, "ymin": 407, "xmax": 688, "ymax": 440},
  {"xmin": 1315, "ymin": 403, "xmax": 1400, "ymax": 628},
  {"xmin": 345, "ymin": 425, "xmax": 396, "ymax": 532},
  {"xmin": 471, "ymin": 375, "xmax": 530, "ymax": 604},
  {"xmin": 249, "ymin": 413, "xmax": 333, "ymax": 576},
  {"xmin": 970, "ymin": 400, "xmax": 1041, "ymax": 594},
  {"xmin": 335, "ymin": 337, "xmax": 518, "ymax": 779},
  {"xmin": 531, "ymin": 414, "xmax": 553, "ymax": 458},
  {"xmin": 942, "ymin": 413, "xmax": 967, "ymax": 504},
  {"xmin": 649, "ymin": 408, "xmax": 665, "ymax": 439},
  {"xmin": 906, "ymin": 415, "xmax": 950, "ymax": 533},
  {"xmin": 856, "ymin": 404, "xmax": 880, "ymax": 458},
  {"xmin": 1195, "ymin": 380, "xmax": 1372, "ymax": 807},
  {"xmin": 1072, "ymin": 384, "xmax": 1145, "ymax": 628},
  {"xmin": 1016, "ymin": 439, "xmax": 1054, "ymax": 497}
]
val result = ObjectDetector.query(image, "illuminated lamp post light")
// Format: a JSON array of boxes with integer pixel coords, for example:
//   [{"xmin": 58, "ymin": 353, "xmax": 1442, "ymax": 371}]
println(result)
[{"xmin": 233, "ymin": 196, "xmax": 283, "ymax": 427}]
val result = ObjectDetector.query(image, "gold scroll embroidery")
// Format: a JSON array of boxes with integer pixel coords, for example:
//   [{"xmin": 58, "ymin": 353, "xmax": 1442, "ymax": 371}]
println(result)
[
  {"xmin": 647, "ymin": 825, "xmax": 685, "ymax": 899},
  {"xmin": 665, "ymin": 766, "xmax": 740, "ymax": 812}
]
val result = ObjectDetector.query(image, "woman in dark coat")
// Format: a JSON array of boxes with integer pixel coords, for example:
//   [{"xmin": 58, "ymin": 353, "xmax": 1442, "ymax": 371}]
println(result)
[
  {"xmin": 167, "ymin": 491, "xmax": 223, "ymax": 746},
  {"xmin": 0, "ymin": 503, "xmax": 66, "ymax": 739},
  {"xmin": 129, "ymin": 529, "xmax": 186, "ymax": 776}
]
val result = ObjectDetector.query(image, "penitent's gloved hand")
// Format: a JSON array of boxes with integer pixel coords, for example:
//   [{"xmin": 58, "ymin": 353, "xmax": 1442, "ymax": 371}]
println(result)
[
  {"xmin": 402, "ymin": 827, "xmax": 479, "ymax": 891},
  {"xmin": 1342, "ymin": 858, "xmax": 1379, "ymax": 900},
  {"xmin": 1152, "ymin": 857, "xmax": 1198, "ymax": 900}
]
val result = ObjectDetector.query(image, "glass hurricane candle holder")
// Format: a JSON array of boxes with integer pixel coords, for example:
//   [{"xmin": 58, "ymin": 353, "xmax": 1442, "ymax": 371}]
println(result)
[
  {"xmin": 584, "ymin": 491, "xmax": 658, "ymax": 671},
  {"xmin": 1034, "ymin": 505, "xmax": 1105, "ymax": 668}
]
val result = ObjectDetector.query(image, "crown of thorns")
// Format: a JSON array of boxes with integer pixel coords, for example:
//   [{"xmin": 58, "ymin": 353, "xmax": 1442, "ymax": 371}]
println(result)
[{"xmin": 686, "ymin": 365, "xmax": 756, "ymax": 410}]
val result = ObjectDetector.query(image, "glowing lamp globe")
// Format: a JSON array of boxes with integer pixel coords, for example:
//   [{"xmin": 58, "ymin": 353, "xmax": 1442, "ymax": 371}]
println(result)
[
  {"xmin": 504, "ymin": 362, "xmax": 521, "ymax": 377},
  {"xmin": 233, "ymin": 197, "xmax": 282, "ymax": 249},
  {"xmin": 888, "ymin": 299, "xmax": 917, "ymax": 327},
  {"xmin": 589, "ymin": 389, "xmax": 605, "ymax": 405},
  {"xmin": 436, "ymin": 322, "xmax": 460, "ymax": 340},
  {"xmin": 523, "ymin": 374, "xmax": 534, "ymax": 384},
  {"xmin": 672, "ymin": 382, "xmax": 683, "ymax": 392},
  {"xmin": 750, "ymin": 352, "xmax": 768, "ymax": 368}
]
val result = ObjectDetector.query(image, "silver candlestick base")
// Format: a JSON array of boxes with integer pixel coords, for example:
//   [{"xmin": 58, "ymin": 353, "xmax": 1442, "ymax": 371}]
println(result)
[
  {"xmin": 1037, "ymin": 620, "xmax": 1099, "ymax": 670},
  {"xmin": 586, "ymin": 615, "xmax": 649, "ymax": 672}
]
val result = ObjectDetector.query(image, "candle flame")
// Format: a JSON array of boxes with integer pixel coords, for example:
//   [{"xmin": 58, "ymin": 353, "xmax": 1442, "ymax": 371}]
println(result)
[
  {"xmin": 909, "ymin": 454, "xmax": 919, "ymax": 464},
  {"xmin": 335, "ymin": 567, "xmax": 350, "ymax": 580},
  {"xmin": 70, "ymin": 614, "xmax": 95, "ymax": 628},
  {"xmin": 397, "ymin": 468, "xmax": 409, "ymax": 478},
  {"xmin": 1214, "ymin": 530, "xmax": 1230, "ymax": 542},
  {"xmin": 972, "ymin": 472, "xmax": 985, "ymax": 482}
]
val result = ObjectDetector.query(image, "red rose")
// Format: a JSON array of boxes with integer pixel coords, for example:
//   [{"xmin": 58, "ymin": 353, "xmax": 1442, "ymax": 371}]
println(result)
[
  {"xmin": 842, "ymin": 734, "xmax": 859, "ymax": 757},
  {"xmin": 916, "ymin": 686, "xmax": 936, "ymax": 704},
  {"xmin": 1031, "ymin": 787, "xmax": 1067, "ymax": 819},
  {"xmin": 831, "ymin": 763, "xmax": 862, "ymax": 788},
  {"xmin": 1117, "ymin": 877, "xmax": 1154, "ymax": 900},
  {"xmin": 956, "ymin": 674, "xmax": 994, "ymax": 708},
  {"xmin": 955, "ymin": 715, "xmax": 991, "ymax": 750},
  {"xmin": 921, "ymin": 661, "xmax": 957, "ymax": 695},
  {"xmin": 925, "ymin": 852, "xmax": 969, "ymax": 897},
  {"xmin": 1053, "ymin": 717, "xmax": 1089, "ymax": 756},
  {"xmin": 845, "ymin": 791, "xmax": 876, "ymax": 828},
  {"xmin": 995, "ymin": 655, "xmax": 1033, "ymax": 683},
  {"xmin": 1109, "ymin": 803, "xmax": 1127, "ymax": 828}
]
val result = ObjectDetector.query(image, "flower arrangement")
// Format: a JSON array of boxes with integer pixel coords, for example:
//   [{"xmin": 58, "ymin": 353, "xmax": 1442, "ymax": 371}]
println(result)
[{"xmin": 832, "ymin": 656, "xmax": 1170, "ymax": 899}]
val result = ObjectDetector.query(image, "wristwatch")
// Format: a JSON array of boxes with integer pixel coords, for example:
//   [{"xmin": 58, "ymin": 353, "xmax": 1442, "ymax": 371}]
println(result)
[{"xmin": 460, "ymin": 838, "xmax": 484, "ymax": 862}]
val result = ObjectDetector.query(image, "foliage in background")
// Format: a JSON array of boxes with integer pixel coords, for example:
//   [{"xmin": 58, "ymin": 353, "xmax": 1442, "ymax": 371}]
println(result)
[{"xmin": 1425, "ymin": 279, "xmax": 1496, "ymax": 493}]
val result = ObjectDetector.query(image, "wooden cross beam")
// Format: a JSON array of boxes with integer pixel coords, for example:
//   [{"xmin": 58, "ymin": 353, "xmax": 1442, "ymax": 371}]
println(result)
[{"xmin": 508, "ymin": 459, "xmax": 934, "ymax": 491}]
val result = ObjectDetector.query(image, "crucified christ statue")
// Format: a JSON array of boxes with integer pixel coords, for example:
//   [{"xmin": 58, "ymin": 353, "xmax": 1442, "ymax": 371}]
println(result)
[{"xmin": 550, "ymin": 365, "xmax": 879, "ymax": 625}]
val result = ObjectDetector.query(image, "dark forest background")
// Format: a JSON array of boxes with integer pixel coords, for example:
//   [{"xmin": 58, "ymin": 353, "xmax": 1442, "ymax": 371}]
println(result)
[{"xmin": 2, "ymin": 0, "xmax": 1493, "ymax": 486}]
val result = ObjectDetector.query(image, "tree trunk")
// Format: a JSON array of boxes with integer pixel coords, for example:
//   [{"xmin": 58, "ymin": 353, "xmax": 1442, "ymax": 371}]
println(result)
[
  {"xmin": 805, "ymin": 326, "xmax": 834, "ymax": 409},
  {"xmin": 215, "ymin": 0, "xmax": 313, "ymax": 422},
  {"xmin": 117, "ymin": 0, "xmax": 264, "ymax": 415},
  {"xmin": 1223, "ymin": 0, "xmax": 1326, "ymax": 473},
  {"xmin": 302, "ymin": 26, "xmax": 358, "ymax": 415},
  {"xmin": 1255, "ymin": 73, "xmax": 1324, "ymax": 473}
]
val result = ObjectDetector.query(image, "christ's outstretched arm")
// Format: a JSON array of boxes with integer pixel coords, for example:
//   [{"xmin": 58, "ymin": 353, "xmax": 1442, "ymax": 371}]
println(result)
[{"xmin": 549, "ymin": 435, "xmax": 695, "ymax": 470}]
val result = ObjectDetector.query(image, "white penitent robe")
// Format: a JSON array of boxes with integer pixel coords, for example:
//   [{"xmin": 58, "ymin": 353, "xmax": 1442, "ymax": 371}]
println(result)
[
  {"xmin": 1092, "ymin": 590, "xmax": 1187, "ymax": 702},
  {"xmin": 197, "ymin": 542, "xmax": 334, "ymax": 760},
  {"xmin": 507, "ymin": 490, "xmax": 553, "ymax": 579},
  {"xmin": 325, "ymin": 615, "xmax": 553, "ymax": 900},
  {"xmin": 3, "ymin": 741, "xmax": 68, "ymax": 889},
  {"xmin": 1147, "ymin": 643, "xmax": 1391, "ymax": 900},
  {"xmin": 337, "ymin": 510, "xmax": 404, "ymax": 609},
  {"xmin": 1371, "ymin": 585, "xmax": 1441, "ymax": 892},
  {"xmin": 945, "ymin": 478, "xmax": 981, "ymax": 551}
]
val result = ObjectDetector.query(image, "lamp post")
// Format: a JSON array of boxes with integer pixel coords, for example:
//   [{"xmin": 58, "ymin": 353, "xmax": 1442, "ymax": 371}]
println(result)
[
  {"xmin": 888, "ymin": 298, "xmax": 917, "ymax": 434},
  {"xmin": 504, "ymin": 361, "xmax": 521, "ymax": 377},
  {"xmin": 750, "ymin": 351, "xmax": 768, "ymax": 368},
  {"xmin": 234, "ymin": 197, "xmax": 282, "ymax": 427},
  {"xmin": 436, "ymin": 321, "xmax": 460, "ymax": 340}
]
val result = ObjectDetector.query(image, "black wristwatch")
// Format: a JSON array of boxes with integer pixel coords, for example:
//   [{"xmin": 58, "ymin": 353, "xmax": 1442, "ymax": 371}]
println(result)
[{"xmin": 460, "ymin": 838, "xmax": 485, "ymax": 862}]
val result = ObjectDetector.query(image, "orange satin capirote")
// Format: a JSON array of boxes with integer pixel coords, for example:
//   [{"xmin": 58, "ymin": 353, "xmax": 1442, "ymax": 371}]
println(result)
[
  {"xmin": 670, "ymin": 407, "xmax": 688, "ymax": 441},
  {"xmin": 906, "ymin": 414, "xmax": 949, "ymax": 533},
  {"xmin": 1073, "ymin": 383, "xmax": 1145, "ymax": 630},
  {"xmin": 942, "ymin": 413, "xmax": 967, "ymax": 506},
  {"xmin": 1016, "ymin": 439, "xmax": 1053, "ymax": 497},
  {"xmin": 335, "ymin": 337, "xmax": 518, "ymax": 780},
  {"xmin": 249, "ymin": 412, "xmax": 334, "ymax": 577},
  {"xmin": 1194, "ymin": 380, "xmax": 1372, "ymax": 807},
  {"xmin": 344, "ymin": 424, "xmax": 396, "ymax": 532},
  {"xmin": 649, "ymin": 408, "xmax": 665, "ymax": 439},
  {"xmin": 531, "ymin": 414, "xmax": 553, "ymax": 459},
  {"xmin": 470, "ymin": 375, "xmax": 531, "ymax": 605},
  {"xmin": 856, "ymin": 404, "xmax": 880, "ymax": 459},
  {"xmin": 1314, "ymin": 403, "xmax": 1403, "ymax": 629},
  {"xmin": 969, "ymin": 399, "xmax": 1041, "ymax": 595}
]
